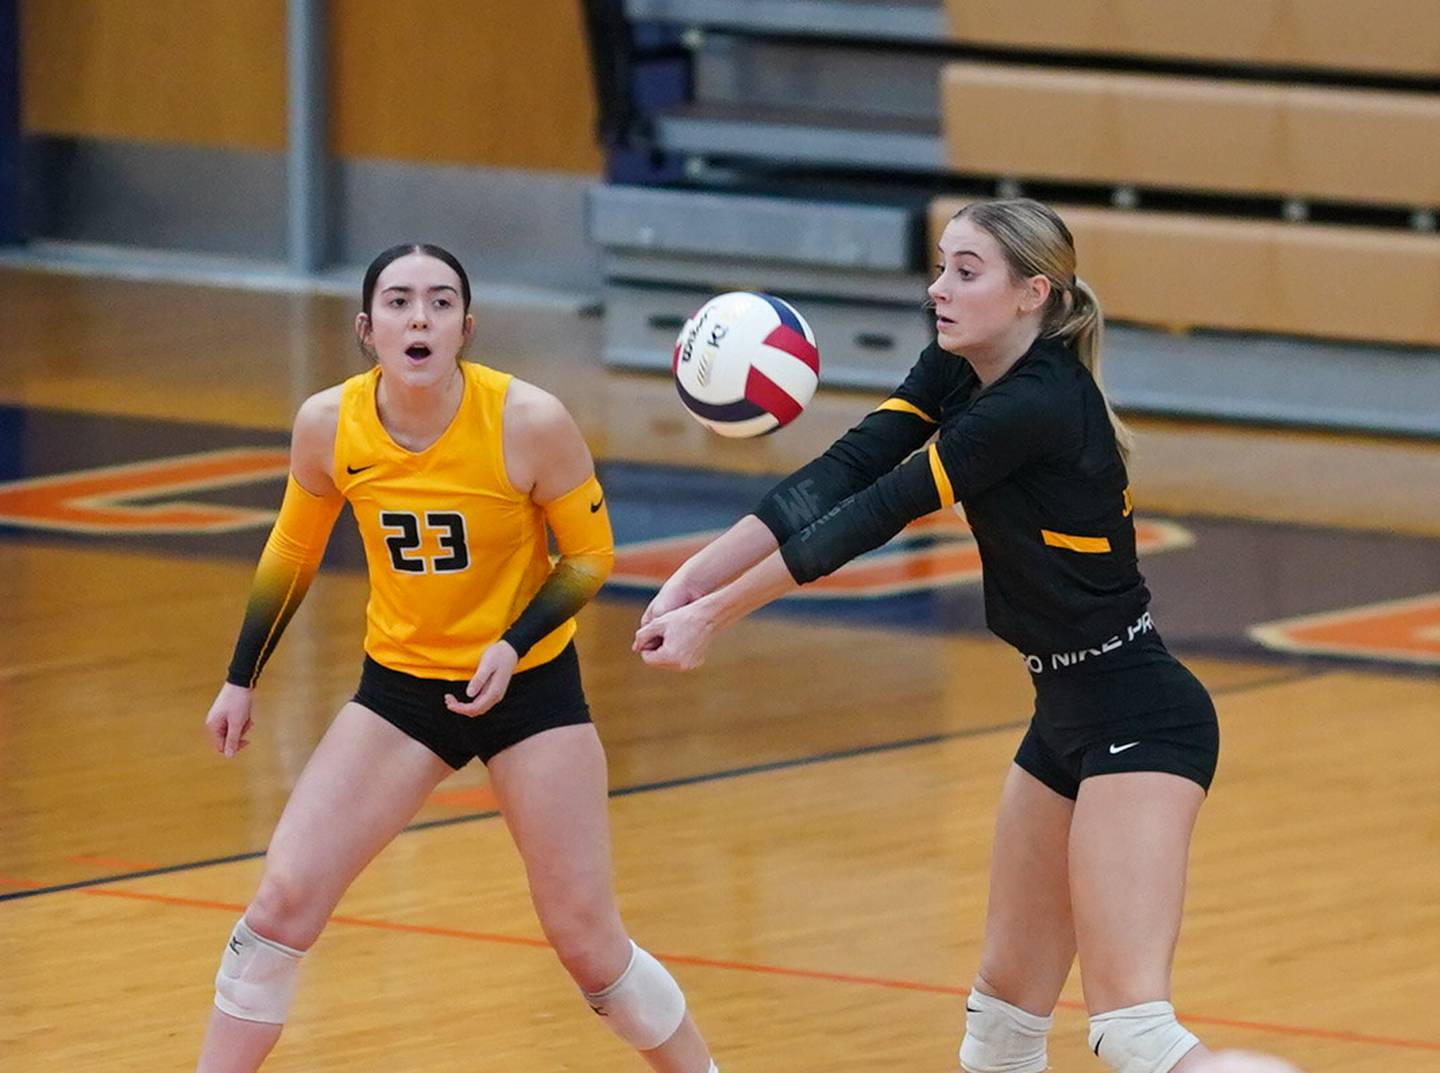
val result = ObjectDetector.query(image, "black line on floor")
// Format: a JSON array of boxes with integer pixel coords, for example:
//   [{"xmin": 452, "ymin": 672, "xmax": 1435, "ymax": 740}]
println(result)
[
  {"xmin": 0, "ymin": 666, "xmax": 1335, "ymax": 905},
  {"xmin": 0, "ymin": 718, "xmax": 1028, "ymax": 904}
]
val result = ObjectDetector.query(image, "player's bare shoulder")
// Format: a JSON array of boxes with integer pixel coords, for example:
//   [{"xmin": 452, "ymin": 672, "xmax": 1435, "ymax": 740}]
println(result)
[
  {"xmin": 501, "ymin": 378, "xmax": 591, "ymax": 499},
  {"xmin": 502, "ymin": 377, "xmax": 583, "ymax": 456},
  {"xmin": 504, "ymin": 377, "xmax": 573, "ymax": 433},
  {"xmin": 291, "ymin": 385, "xmax": 344, "ymax": 494}
]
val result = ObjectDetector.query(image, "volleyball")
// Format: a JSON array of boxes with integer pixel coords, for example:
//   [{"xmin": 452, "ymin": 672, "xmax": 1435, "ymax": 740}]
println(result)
[{"xmin": 671, "ymin": 291, "xmax": 820, "ymax": 438}]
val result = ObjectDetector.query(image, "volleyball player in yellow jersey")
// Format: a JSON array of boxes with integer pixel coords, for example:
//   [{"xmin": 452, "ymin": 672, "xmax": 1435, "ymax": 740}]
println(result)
[{"xmin": 195, "ymin": 245, "xmax": 719, "ymax": 1073}]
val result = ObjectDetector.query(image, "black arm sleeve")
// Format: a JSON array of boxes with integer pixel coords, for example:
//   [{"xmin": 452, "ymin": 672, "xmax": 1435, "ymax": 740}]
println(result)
[
  {"xmin": 752, "ymin": 345, "xmax": 955, "ymax": 542},
  {"xmin": 225, "ymin": 476, "xmax": 343, "ymax": 687},
  {"xmin": 752, "ymin": 409, "xmax": 934, "ymax": 541},
  {"xmin": 499, "ymin": 475, "xmax": 614, "ymax": 659},
  {"xmin": 779, "ymin": 373, "xmax": 1053, "ymax": 583},
  {"xmin": 500, "ymin": 559, "xmax": 607, "ymax": 658}
]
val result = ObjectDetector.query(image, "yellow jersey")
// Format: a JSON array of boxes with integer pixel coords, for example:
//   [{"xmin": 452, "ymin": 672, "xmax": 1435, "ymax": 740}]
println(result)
[{"xmin": 333, "ymin": 361, "xmax": 574, "ymax": 678}]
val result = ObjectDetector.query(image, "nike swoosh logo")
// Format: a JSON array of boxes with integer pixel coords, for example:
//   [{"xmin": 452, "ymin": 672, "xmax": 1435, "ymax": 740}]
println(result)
[
  {"xmin": 1108, "ymin": 741, "xmax": 1140, "ymax": 754},
  {"xmin": 589, "ymin": 496, "xmax": 604, "ymax": 513},
  {"xmin": 346, "ymin": 463, "xmax": 377, "ymax": 475}
]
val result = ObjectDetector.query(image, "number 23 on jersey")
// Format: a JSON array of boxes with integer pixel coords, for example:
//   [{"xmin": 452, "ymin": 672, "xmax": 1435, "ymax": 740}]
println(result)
[{"xmin": 379, "ymin": 510, "xmax": 470, "ymax": 573}]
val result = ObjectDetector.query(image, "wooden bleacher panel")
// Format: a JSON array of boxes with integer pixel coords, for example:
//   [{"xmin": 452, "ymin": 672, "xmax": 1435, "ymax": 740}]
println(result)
[
  {"xmin": 331, "ymin": 0, "xmax": 601, "ymax": 172},
  {"xmin": 943, "ymin": 0, "xmax": 1440, "ymax": 78},
  {"xmin": 929, "ymin": 198, "xmax": 1440, "ymax": 347},
  {"xmin": 19, "ymin": 0, "xmax": 602, "ymax": 172},
  {"xmin": 590, "ymin": 1, "xmax": 1440, "ymax": 422},
  {"xmin": 940, "ymin": 62, "xmax": 1440, "ymax": 207},
  {"xmin": 19, "ymin": 0, "xmax": 286, "ymax": 151}
]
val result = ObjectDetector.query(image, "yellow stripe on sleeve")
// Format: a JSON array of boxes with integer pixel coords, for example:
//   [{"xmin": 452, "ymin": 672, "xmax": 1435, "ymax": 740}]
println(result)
[
  {"xmin": 1041, "ymin": 529, "xmax": 1111, "ymax": 554},
  {"xmin": 927, "ymin": 443, "xmax": 955, "ymax": 508},
  {"xmin": 875, "ymin": 397, "xmax": 937, "ymax": 423}
]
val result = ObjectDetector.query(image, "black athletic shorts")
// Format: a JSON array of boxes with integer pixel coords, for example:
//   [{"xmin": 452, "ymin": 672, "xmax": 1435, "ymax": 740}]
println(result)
[
  {"xmin": 1013, "ymin": 621, "xmax": 1219, "ymax": 800},
  {"xmin": 352, "ymin": 643, "xmax": 592, "ymax": 769}
]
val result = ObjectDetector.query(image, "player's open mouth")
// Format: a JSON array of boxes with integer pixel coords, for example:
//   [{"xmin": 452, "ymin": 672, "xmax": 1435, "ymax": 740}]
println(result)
[
  {"xmin": 936, "ymin": 315, "xmax": 955, "ymax": 328},
  {"xmin": 405, "ymin": 343, "xmax": 432, "ymax": 360}
]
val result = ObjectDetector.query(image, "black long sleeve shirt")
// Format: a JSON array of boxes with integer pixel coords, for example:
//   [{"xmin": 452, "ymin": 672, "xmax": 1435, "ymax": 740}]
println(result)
[{"xmin": 753, "ymin": 335, "xmax": 1149, "ymax": 654}]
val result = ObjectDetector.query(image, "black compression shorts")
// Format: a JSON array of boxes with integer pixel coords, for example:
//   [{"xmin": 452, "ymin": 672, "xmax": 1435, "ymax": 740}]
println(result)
[
  {"xmin": 1013, "ymin": 627, "xmax": 1219, "ymax": 799},
  {"xmin": 352, "ymin": 643, "xmax": 592, "ymax": 769}
]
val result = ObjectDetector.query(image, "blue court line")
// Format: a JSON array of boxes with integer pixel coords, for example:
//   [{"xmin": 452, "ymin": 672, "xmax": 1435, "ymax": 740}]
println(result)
[{"xmin": 0, "ymin": 665, "xmax": 1320, "ymax": 905}]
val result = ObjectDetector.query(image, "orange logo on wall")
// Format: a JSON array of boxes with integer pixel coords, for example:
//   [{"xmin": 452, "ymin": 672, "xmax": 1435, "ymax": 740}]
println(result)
[
  {"xmin": 612, "ymin": 509, "xmax": 1194, "ymax": 599},
  {"xmin": 1249, "ymin": 593, "xmax": 1440, "ymax": 667},
  {"xmin": 0, "ymin": 449, "xmax": 290, "ymax": 534}
]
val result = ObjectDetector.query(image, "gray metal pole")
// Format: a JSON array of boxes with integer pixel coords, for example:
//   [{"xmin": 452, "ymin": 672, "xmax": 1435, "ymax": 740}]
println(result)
[{"xmin": 286, "ymin": 0, "xmax": 328, "ymax": 274}]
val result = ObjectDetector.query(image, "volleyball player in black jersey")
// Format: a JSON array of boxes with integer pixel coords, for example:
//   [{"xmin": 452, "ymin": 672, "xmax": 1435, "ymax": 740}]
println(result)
[{"xmin": 634, "ymin": 201, "xmax": 1305, "ymax": 1073}]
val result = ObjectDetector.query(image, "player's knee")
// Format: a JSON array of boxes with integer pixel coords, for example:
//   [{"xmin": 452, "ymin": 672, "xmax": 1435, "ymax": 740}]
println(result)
[
  {"xmin": 1088, "ymin": 1001, "xmax": 1200, "ymax": 1073},
  {"xmin": 245, "ymin": 868, "xmax": 325, "ymax": 947},
  {"xmin": 537, "ymin": 901, "xmax": 620, "ymax": 978},
  {"xmin": 248, "ymin": 865, "xmax": 306, "ymax": 920},
  {"xmin": 581, "ymin": 941, "xmax": 687, "ymax": 1051},
  {"xmin": 958, "ymin": 987, "xmax": 1053, "ymax": 1073},
  {"xmin": 213, "ymin": 917, "xmax": 306, "ymax": 1024}
]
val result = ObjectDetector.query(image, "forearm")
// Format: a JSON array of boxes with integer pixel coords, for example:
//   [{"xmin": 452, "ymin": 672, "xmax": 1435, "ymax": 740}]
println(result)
[
  {"xmin": 226, "ymin": 554, "xmax": 318, "ymax": 687},
  {"xmin": 780, "ymin": 450, "xmax": 942, "ymax": 584},
  {"xmin": 226, "ymin": 475, "xmax": 340, "ymax": 686},
  {"xmin": 501, "ymin": 553, "xmax": 611, "ymax": 657},
  {"xmin": 753, "ymin": 409, "xmax": 935, "ymax": 542},
  {"xmin": 686, "ymin": 452, "xmax": 940, "ymax": 630},
  {"xmin": 693, "ymin": 551, "xmax": 798, "ymax": 632},
  {"xmin": 503, "ymin": 473, "xmax": 614, "ymax": 658},
  {"xmin": 673, "ymin": 514, "xmax": 778, "ymax": 595}
]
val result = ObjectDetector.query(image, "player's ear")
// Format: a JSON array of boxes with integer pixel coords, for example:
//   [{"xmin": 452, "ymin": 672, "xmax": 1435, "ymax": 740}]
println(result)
[{"xmin": 1020, "ymin": 275, "xmax": 1051, "ymax": 315}]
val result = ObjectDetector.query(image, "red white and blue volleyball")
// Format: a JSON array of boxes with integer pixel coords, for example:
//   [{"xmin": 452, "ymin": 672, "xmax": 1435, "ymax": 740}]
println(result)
[{"xmin": 672, "ymin": 291, "xmax": 820, "ymax": 438}]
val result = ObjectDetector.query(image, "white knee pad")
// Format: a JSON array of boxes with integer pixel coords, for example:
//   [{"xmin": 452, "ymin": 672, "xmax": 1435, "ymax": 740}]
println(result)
[
  {"xmin": 1088, "ymin": 1001, "xmax": 1200, "ymax": 1073},
  {"xmin": 958, "ymin": 988, "xmax": 1053, "ymax": 1073},
  {"xmin": 582, "ymin": 941, "xmax": 687, "ymax": 1051},
  {"xmin": 213, "ymin": 917, "xmax": 305, "ymax": 1024}
]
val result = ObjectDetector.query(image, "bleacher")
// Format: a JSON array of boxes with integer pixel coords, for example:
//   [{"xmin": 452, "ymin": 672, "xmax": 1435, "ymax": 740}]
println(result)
[{"xmin": 584, "ymin": 0, "xmax": 1440, "ymax": 435}]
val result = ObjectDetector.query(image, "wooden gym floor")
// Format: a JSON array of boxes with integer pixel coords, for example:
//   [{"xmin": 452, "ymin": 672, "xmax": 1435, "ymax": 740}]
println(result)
[{"xmin": 1, "ymin": 269, "xmax": 1437, "ymax": 1072}]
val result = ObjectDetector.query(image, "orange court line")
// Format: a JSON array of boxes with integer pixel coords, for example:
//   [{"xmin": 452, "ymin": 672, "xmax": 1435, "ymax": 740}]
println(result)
[
  {"xmin": 0, "ymin": 448, "xmax": 289, "ymax": 532},
  {"xmin": 83, "ymin": 888, "xmax": 248, "ymax": 914},
  {"xmin": 327, "ymin": 911, "xmax": 552, "ymax": 951},
  {"xmin": 0, "ymin": 449, "xmax": 288, "ymax": 491},
  {"xmin": 82, "ymin": 887, "xmax": 551, "ymax": 950},
  {"xmin": 49, "ymin": 885, "xmax": 1439, "ymax": 1054}
]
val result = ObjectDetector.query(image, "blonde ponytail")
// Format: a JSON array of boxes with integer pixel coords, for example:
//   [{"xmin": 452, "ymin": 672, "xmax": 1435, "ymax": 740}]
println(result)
[{"xmin": 1056, "ymin": 277, "xmax": 1133, "ymax": 462}]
